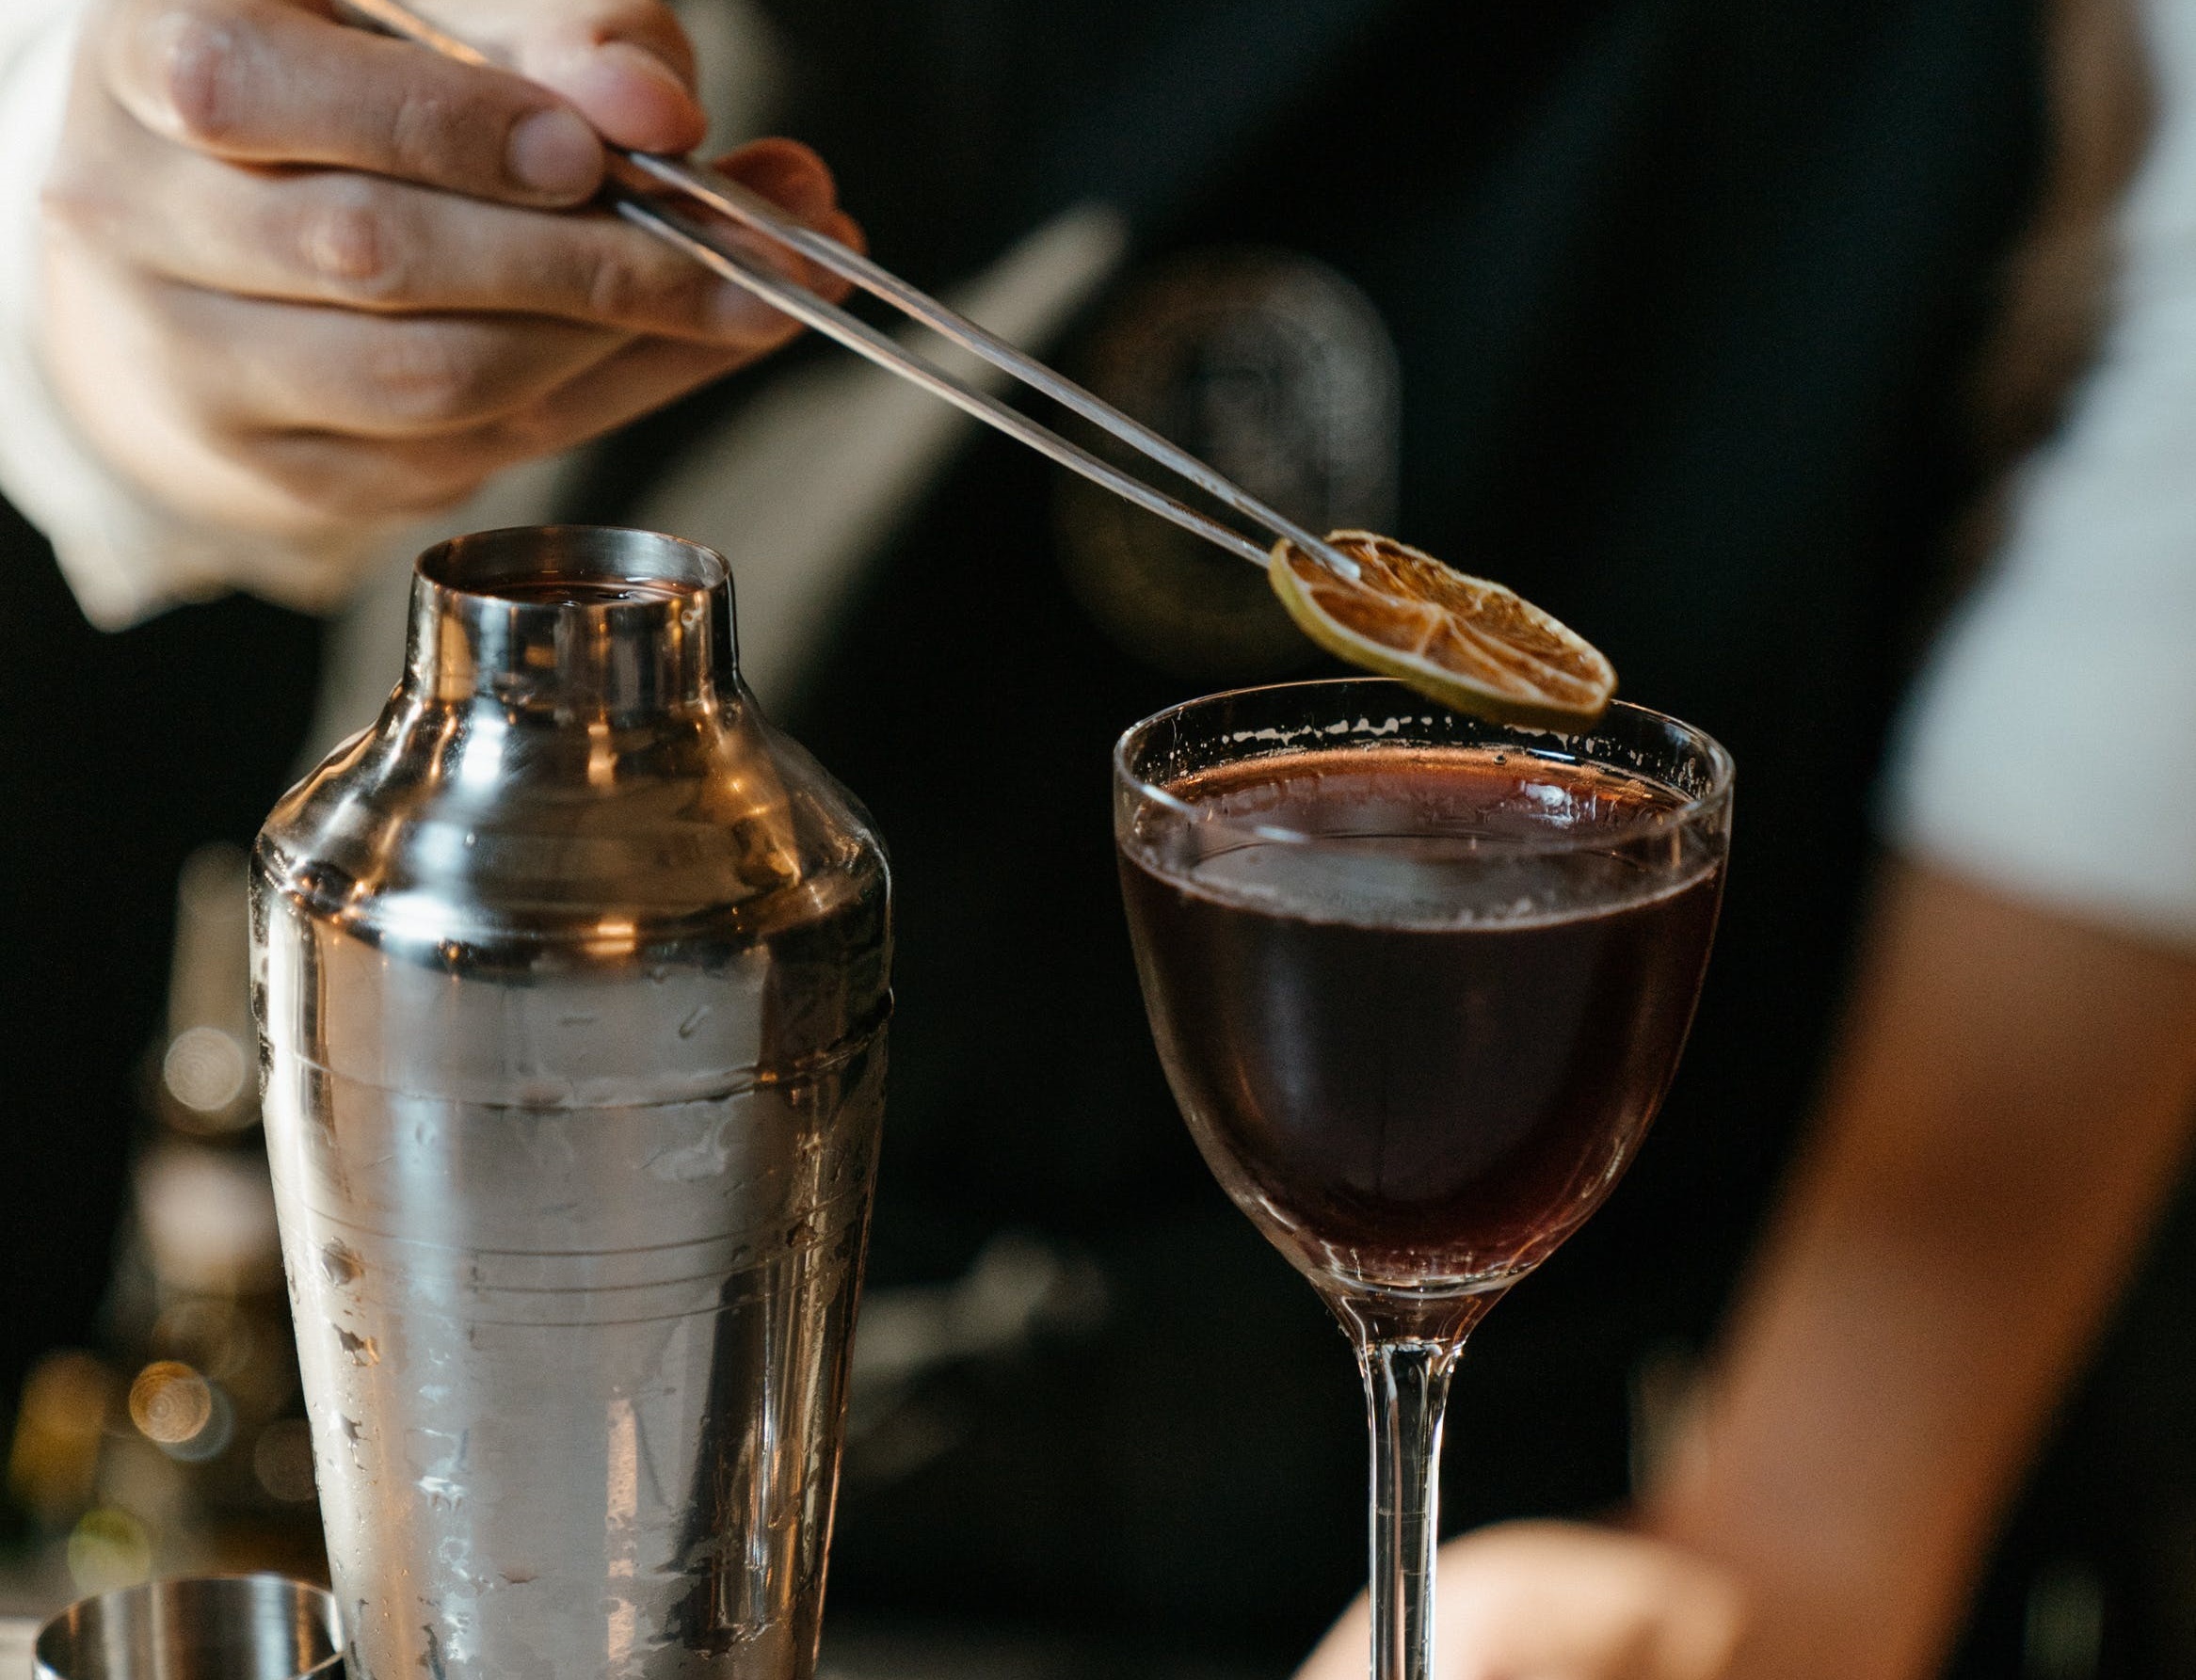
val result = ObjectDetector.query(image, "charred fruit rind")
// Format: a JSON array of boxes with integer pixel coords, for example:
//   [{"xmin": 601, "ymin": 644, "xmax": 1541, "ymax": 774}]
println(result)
[{"xmin": 1268, "ymin": 530, "xmax": 1616, "ymax": 728}]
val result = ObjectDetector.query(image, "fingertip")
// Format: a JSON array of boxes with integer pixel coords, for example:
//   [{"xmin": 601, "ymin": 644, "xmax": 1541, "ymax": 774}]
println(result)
[
  {"xmin": 716, "ymin": 138, "xmax": 841, "ymax": 221},
  {"xmin": 823, "ymin": 209, "xmax": 868, "ymax": 260},
  {"xmin": 708, "ymin": 282, "xmax": 805, "ymax": 349},
  {"xmin": 709, "ymin": 142, "xmax": 861, "ymax": 295},
  {"xmin": 536, "ymin": 39, "xmax": 707, "ymax": 154},
  {"xmin": 600, "ymin": 40, "xmax": 708, "ymax": 148},
  {"xmin": 799, "ymin": 216, "xmax": 866, "ymax": 304},
  {"xmin": 505, "ymin": 106, "xmax": 606, "ymax": 202}
]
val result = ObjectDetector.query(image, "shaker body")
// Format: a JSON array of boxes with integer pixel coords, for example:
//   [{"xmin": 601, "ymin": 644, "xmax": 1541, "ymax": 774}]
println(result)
[{"xmin": 252, "ymin": 529, "xmax": 890, "ymax": 1680}]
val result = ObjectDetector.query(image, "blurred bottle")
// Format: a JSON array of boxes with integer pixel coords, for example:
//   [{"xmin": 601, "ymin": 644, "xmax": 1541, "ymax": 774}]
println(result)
[{"xmin": 152, "ymin": 844, "xmax": 260, "ymax": 1139}]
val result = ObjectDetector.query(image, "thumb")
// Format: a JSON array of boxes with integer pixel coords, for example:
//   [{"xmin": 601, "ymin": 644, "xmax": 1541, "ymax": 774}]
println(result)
[
  {"xmin": 1296, "ymin": 1523, "xmax": 1746, "ymax": 1680},
  {"xmin": 398, "ymin": 0, "xmax": 708, "ymax": 153}
]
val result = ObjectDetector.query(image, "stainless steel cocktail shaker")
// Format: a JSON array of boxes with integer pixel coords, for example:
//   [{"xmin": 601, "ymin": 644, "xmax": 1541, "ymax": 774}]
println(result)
[{"xmin": 250, "ymin": 528, "xmax": 890, "ymax": 1680}]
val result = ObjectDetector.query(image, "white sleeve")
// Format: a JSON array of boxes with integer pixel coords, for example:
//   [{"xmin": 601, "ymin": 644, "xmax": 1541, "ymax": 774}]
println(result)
[
  {"xmin": 1879, "ymin": 0, "xmax": 2196, "ymax": 950},
  {"xmin": 0, "ymin": 0, "xmax": 438, "ymax": 626}
]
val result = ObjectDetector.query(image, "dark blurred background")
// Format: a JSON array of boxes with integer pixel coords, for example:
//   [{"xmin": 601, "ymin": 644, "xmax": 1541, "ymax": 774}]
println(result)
[{"xmin": 4, "ymin": 0, "xmax": 2185, "ymax": 1674}]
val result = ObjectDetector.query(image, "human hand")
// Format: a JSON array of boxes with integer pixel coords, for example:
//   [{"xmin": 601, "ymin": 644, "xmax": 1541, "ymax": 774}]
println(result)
[
  {"xmin": 38, "ymin": 0, "xmax": 860, "ymax": 540},
  {"xmin": 1293, "ymin": 1522, "xmax": 1746, "ymax": 1680}
]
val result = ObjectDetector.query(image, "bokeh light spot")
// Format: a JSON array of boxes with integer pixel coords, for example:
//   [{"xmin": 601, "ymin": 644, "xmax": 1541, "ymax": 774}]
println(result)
[
  {"xmin": 162, "ymin": 1025, "xmax": 250, "ymax": 1114},
  {"xmin": 66, "ymin": 1508, "xmax": 152, "ymax": 1594},
  {"xmin": 7, "ymin": 1351, "xmax": 111, "ymax": 1521},
  {"xmin": 252, "ymin": 1419, "xmax": 319, "ymax": 1504},
  {"xmin": 128, "ymin": 1361, "xmax": 213, "ymax": 1446}
]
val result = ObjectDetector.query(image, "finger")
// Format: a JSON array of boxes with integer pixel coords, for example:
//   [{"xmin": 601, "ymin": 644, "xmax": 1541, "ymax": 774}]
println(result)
[
  {"xmin": 242, "ymin": 333, "xmax": 757, "ymax": 517},
  {"xmin": 102, "ymin": 0, "xmax": 607, "ymax": 205},
  {"xmin": 152, "ymin": 280, "xmax": 646, "ymax": 440},
  {"xmin": 477, "ymin": 330, "xmax": 772, "ymax": 460},
  {"xmin": 1442, "ymin": 1526, "xmax": 1744, "ymax": 1680},
  {"xmin": 1292, "ymin": 1608, "xmax": 1362, "ymax": 1680},
  {"xmin": 46, "ymin": 205, "xmax": 748, "ymax": 533},
  {"xmin": 1295, "ymin": 1525, "xmax": 1745, "ymax": 1680},
  {"xmin": 56, "ymin": 158, "xmax": 842, "ymax": 344},
  {"xmin": 626, "ymin": 136, "xmax": 865, "ymax": 308},
  {"xmin": 715, "ymin": 138, "xmax": 870, "ymax": 267},
  {"xmin": 715, "ymin": 138, "xmax": 839, "ymax": 227},
  {"xmin": 408, "ymin": 0, "xmax": 708, "ymax": 153}
]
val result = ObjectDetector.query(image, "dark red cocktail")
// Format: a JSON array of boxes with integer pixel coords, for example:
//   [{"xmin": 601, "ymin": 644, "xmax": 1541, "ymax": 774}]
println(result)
[
  {"xmin": 1120, "ymin": 745, "xmax": 1723, "ymax": 1295},
  {"xmin": 1114, "ymin": 679, "xmax": 1732, "ymax": 1680}
]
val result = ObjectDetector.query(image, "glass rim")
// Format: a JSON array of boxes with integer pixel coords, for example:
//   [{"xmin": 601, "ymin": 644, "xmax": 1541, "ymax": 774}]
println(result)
[{"xmin": 1114, "ymin": 677, "xmax": 1735, "ymax": 853}]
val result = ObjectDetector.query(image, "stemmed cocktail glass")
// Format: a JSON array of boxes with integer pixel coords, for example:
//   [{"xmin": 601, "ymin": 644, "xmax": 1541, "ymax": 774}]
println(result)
[{"xmin": 1114, "ymin": 678, "xmax": 1733, "ymax": 1680}]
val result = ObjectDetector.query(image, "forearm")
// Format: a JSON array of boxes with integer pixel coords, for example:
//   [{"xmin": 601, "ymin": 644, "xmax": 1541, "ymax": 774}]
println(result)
[{"xmin": 1648, "ymin": 859, "xmax": 2196, "ymax": 1678}]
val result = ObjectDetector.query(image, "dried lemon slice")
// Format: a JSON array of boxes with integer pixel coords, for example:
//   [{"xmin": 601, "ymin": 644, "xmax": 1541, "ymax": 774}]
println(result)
[{"xmin": 1269, "ymin": 529, "xmax": 1616, "ymax": 728}]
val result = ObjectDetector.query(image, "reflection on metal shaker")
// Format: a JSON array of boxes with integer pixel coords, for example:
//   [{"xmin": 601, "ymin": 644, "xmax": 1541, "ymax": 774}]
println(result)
[{"xmin": 250, "ymin": 528, "xmax": 891, "ymax": 1680}]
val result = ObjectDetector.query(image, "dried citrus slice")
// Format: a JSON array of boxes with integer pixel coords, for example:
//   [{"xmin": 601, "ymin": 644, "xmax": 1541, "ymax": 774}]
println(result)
[{"xmin": 1268, "ymin": 529, "xmax": 1616, "ymax": 728}]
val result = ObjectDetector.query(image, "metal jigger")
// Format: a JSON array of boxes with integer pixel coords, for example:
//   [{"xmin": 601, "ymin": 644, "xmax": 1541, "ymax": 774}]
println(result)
[
  {"xmin": 34, "ymin": 1577, "xmax": 342, "ymax": 1680},
  {"xmin": 251, "ymin": 528, "xmax": 892, "ymax": 1680}
]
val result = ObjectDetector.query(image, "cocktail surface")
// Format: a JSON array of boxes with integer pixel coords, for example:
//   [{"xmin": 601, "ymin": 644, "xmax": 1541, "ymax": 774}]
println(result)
[{"xmin": 1119, "ymin": 744, "xmax": 1722, "ymax": 1291}]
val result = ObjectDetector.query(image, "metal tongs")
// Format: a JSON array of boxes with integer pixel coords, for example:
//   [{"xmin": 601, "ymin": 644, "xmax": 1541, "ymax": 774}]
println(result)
[{"xmin": 336, "ymin": 0, "xmax": 1363, "ymax": 583}]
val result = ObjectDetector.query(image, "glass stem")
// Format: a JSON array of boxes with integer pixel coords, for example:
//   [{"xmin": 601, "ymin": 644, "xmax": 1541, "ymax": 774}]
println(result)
[{"xmin": 1359, "ymin": 1336, "xmax": 1462, "ymax": 1680}]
